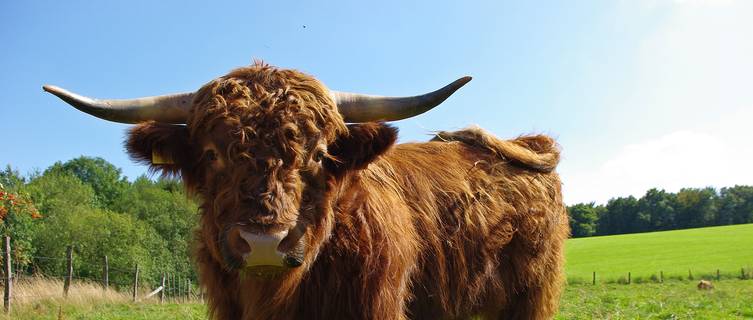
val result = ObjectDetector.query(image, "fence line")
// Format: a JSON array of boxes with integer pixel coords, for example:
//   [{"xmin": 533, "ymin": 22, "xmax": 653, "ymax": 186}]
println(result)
[
  {"xmin": 571, "ymin": 267, "xmax": 752, "ymax": 285},
  {"xmin": 0, "ymin": 236, "xmax": 200, "ymax": 313}
]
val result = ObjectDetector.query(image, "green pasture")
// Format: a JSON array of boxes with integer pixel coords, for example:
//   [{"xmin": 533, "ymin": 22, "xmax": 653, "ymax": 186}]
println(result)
[
  {"xmin": 12, "ymin": 223, "xmax": 753, "ymax": 319},
  {"xmin": 16, "ymin": 280, "xmax": 753, "ymax": 319},
  {"xmin": 557, "ymin": 280, "xmax": 753, "ymax": 319},
  {"xmin": 565, "ymin": 223, "xmax": 753, "ymax": 283},
  {"xmin": 11, "ymin": 302, "xmax": 205, "ymax": 320}
]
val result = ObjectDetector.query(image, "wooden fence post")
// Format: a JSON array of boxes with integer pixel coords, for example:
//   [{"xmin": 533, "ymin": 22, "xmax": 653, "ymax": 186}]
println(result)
[
  {"xmin": 64, "ymin": 245, "xmax": 73, "ymax": 297},
  {"xmin": 688, "ymin": 269, "xmax": 693, "ymax": 280},
  {"xmin": 717, "ymin": 269, "xmax": 720, "ymax": 281},
  {"xmin": 167, "ymin": 273, "xmax": 172, "ymax": 301},
  {"xmin": 103, "ymin": 255, "xmax": 109, "ymax": 291},
  {"xmin": 592, "ymin": 271, "xmax": 596, "ymax": 285},
  {"xmin": 4, "ymin": 236, "xmax": 12, "ymax": 315},
  {"xmin": 170, "ymin": 273, "xmax": 176, "ymax": 302},
  {"xmin": 160, "ymin": 274, "xmax": 166, "ymax": 304},
  {"xmin": 627, "ymin": 272, "xmax": 631, "ymax": 284},
  {"xmin": 132, "ymin": 264, "xmax": 139, "ymax": 302},
  {"xmin": 187, "ymin": 279, "xmax": 191, "ymax": 301},
  {"xmin": 660, "ymin": 271, "xmax": 664, "ymax": 283}
]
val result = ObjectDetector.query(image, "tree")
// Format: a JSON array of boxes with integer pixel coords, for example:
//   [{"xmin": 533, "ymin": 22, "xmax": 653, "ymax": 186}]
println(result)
[
  {"xmin": 717, "ymin": 185, "xmax": 753, "ymax": 225},
  {"xmin": 675, "ymin": 187, "xmax": 718, "ymax": 228},
  {"xmin": 638, "ymin": 188, "xmax": 677, "ymax": 231},
  {"xmin": 0, "ymin": 184, "xmax": 41, "ymax": 266},
  {"xmin": 111, "ymin": 175, "xmax": 199, "ymax": 279},
  {"xmin": 45, "ymin": 156, "xmax": 129, "ymax": 209},
  {"xmin": 0, "ymin": 165, "xmax": 25, "ymax": 191},
  {"xmin": 26, "ymin": 171, "xmax": 97, "ymax": 218},
  {"xmin": 597, "ymin": 196, "xmax": 639, "ymax": 235},
  {"xmin": 33, "ymin": 206, "xmax": 171, "ymax": 287},
  {"xmin": 567, "ymin": 203, "xmax": 601, "ymax": 238}
]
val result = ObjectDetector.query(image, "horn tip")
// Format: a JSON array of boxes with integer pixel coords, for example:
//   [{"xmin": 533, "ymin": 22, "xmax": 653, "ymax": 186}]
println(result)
[
  {"xmin": 42, "ymin": 84, "xmax": 65, "ymax": 96},
  {"xmin": 447, "ymin": 76, "xmax": 472, "ymax": 91}
]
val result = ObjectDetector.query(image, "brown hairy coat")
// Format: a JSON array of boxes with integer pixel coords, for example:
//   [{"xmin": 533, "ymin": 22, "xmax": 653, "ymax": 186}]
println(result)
[{"xmin": 125, "ymin": 63, "xmax": 568, "ymax": 319}]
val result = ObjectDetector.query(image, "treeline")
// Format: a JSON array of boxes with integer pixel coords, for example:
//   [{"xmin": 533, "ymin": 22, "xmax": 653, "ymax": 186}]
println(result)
[
  {"xmin": 0, "ymin": 157, "xmax": 198, "ymax": 288},
  {"xmin": 5, "ymin": 156, "xmax": 752, "ymax": 281},
  {"xmin": 568, "ymin": 186, "xmax": 753, "ymax": 238}
]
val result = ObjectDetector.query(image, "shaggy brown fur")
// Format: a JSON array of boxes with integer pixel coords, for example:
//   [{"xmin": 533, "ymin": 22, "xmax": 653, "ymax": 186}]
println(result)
[{"xmin": 125, "ymin": 63, "xmax": 569, "ymax": 319}]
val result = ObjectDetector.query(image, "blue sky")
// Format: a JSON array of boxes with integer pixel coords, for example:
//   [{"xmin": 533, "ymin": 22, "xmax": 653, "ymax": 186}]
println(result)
[{"xmin": 2, "ymin": 0, "xmax": 751, "ymax": 204}]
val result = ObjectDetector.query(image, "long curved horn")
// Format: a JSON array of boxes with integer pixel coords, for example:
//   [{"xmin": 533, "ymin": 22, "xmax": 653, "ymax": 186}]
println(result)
[
  {"xmin": 331, "ymin": 76, "xmax": 472, "ymax": 123},
  {"xmin": 42, "ymin": 85, "xmax": 194, "ymax": 124}
]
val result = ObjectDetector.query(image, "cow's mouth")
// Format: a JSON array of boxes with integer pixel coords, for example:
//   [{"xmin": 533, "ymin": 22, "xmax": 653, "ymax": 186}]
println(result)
[
  {"xmin": 241, "ymin": 265, "xmax": 289, "ymax": 279},
  {"xmin": 221, "ymin": 223, "xmax": 306, "ymax": 275}
]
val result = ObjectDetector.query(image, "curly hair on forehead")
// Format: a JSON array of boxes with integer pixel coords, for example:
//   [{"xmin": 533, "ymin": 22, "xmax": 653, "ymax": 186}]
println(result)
[{"xmin": 188, "ymin": 62, "xmax": 348, "ymax": 165}]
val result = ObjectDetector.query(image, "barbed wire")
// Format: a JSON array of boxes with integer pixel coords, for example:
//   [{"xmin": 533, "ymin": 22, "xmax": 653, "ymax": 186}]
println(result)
[
  {"xmin": 30, "ymin": 255, "xmax": 68, "ymax": 261},
  {"xmin": 10, "ymin": 292, "xmax": 201, "ymax": 300},
  {"xmin": 3, "ymin": 252, "xmax": 189, "ymax": 270},
  {"xmin": 108, "ymin": 266, "xmax": 137, "ymax": 273},
  {"xmin": 1, "ymin": 246, "xmax": 203, "ymax": 304}
]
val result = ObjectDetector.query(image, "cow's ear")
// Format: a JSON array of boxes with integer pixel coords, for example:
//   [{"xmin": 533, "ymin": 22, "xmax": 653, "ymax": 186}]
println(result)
[
  {"xmin": 125, "ymin": 121, "xmax": 192, "ymax": 177},
  {"xmin": 324, "ymin": 123, "xmax": 397, "ymax": 177}
]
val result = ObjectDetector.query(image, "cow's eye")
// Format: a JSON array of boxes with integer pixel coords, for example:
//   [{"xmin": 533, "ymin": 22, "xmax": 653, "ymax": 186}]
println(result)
[
  {"xmin": 313, "ymin": 150, "xmax": 324, "ymax": 163},
  {"xmin": 205, "ymin": 150, "xmax": 218, "ymax": 162}
]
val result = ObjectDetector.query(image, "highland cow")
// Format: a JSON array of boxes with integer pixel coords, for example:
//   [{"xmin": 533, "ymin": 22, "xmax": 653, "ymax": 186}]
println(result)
[{"xmin": 44, "ymin": 63, "xmax": 569, "ymax": 319}]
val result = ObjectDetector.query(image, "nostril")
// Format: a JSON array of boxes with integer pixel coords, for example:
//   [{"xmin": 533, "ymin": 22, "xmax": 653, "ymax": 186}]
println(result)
[{"xmin": 226, "ymin": 227, "xmax": 252, "ymax": 257}]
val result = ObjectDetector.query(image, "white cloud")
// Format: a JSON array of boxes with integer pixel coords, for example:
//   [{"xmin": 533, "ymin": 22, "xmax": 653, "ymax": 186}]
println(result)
[
  {"xmin": 562, "ymin": 0, "xmax": 753, "ymax": 205},
  {"xmin": 563, "ymin": 124, "xmax": 753, "ymax": 204}
]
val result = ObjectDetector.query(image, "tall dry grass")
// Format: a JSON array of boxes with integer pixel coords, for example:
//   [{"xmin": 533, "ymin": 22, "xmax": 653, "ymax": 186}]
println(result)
[
  {"xmin": 9, "ymin": 276, "xmax": 130, "ymax": 305},
  {"xmin": 1, "ymin": 276, "xmax": 165, "ymax": 319}
]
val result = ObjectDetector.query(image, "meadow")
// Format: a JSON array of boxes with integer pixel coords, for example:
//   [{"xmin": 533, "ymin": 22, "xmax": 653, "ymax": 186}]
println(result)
[
  {"xmin": 7, "ymin": 223, "xmax": 753, "ymax": 319},
  {"xmin": 558, "ymin": 280, "xmax": 753, "ymax": 319},
  {"xmin": 566, "ymin": 223, "xmax": 753, "ymax": 283},
  {"xmin": 11, "ymin": 279, "xmax": 753, "ymax": 319},
  {"xmin": 6, "ymin": 278, "xmax": 204, "ymax": 320}
]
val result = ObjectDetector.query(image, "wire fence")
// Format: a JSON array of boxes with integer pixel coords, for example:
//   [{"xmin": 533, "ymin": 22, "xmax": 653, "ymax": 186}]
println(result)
[
  {"xmin": 568, "ymin": 266, "xmax": 753, "ymax": 285},
  {"xmin": 1, "ymin": 236, "xmax": 203, "ymax": 314}
]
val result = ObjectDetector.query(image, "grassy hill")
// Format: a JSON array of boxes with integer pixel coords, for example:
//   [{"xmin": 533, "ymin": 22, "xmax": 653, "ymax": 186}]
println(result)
[{"xmin": 565, "ymin": 223, "xmax": 753, "ymax": 283}]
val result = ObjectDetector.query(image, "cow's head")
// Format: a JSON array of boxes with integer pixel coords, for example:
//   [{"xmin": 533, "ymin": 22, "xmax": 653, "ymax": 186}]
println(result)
[{"xmin": 44, "ymin": 63, "xmax": 470, "ymax": 277}]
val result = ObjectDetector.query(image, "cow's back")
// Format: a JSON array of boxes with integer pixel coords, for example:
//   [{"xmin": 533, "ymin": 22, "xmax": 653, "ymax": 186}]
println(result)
[{"xmin": 366, "ymin": 127, "xmax": 568, "ymax": 319}]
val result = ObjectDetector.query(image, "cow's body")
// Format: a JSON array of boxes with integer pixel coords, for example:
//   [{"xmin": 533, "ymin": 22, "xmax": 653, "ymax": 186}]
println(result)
[
  {"xmin": 196, "ymin": 127, "xmax": 568, "ymax": 320},
  {"xmin": 46, "ymin": 63, "xmax": 568, "ymax": 320}
]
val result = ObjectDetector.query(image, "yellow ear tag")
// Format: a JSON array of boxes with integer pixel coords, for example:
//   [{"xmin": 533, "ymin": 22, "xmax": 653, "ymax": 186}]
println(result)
[{"xmin": 152, "ymin": 150, "xmax": 174, "ymax": 165}]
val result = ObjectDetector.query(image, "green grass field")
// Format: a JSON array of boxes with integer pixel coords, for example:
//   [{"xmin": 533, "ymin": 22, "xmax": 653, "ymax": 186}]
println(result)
[
  {"xmin": 10, "ymin": 223, "xmax": 753, "ymax": 319},
  {"xmin": 558, "ymin": 280, "xmax": 753, "ymax": 319},
  {"xmin": 566, "ymin": 223, "xmax": 753, "ymax": 283},
  {"xmin": 16, "ymin": 280, "xmax": 753, "ymax": 319},
  {"xmin": 13, "ymin": 301, "xmax": 205, "ymax": 320}
]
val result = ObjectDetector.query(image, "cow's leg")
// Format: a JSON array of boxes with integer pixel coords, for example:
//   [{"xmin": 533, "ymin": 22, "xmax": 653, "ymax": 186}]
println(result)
[
  {"xmin": 361, "ymin": 267, "xmax": 412, "ymax": 320},
  {"xmin": 296, "ymin": 237, "xmax": 414, "ymax": 320},
  {"xmin": 495, "ymin": 236, "xmax": 565, "ymax": 320},
  {"xmin": 498, "ymin": 280, "xmax": 562, "ymax": 320}
]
